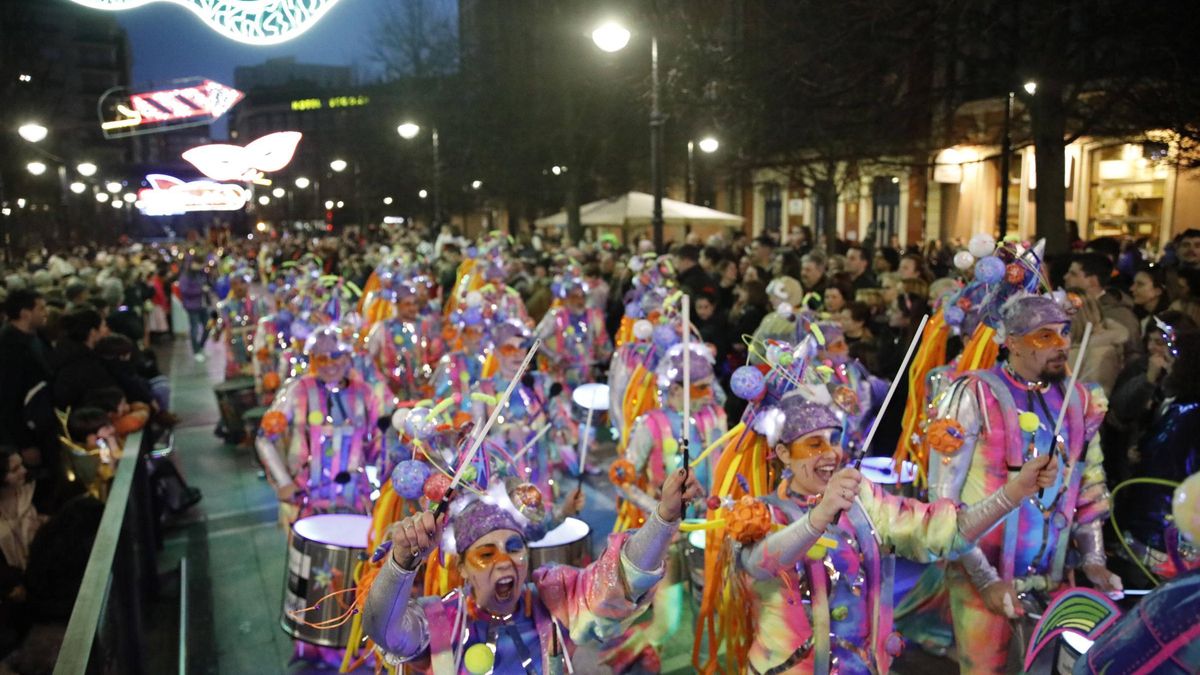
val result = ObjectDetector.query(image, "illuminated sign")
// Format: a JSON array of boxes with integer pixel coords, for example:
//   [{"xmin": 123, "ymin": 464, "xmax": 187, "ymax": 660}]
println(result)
[
  {"xmin": 290, "ymin": 95, "xmax": 370, "ymax": 112},
  {"xmin": 100, "ymin": 78, "xmax": 243, "ymax": 138},
  {"xmin": 136, "ymin": 174, "xmax": 249, "ymax": 216},
  {"xmin": 67, "ymin": 0, "xmax": 345, "ymax": 46},
  {"xmin": 181, "ymin": 131, "xmax": 303, "ymax": 182}
]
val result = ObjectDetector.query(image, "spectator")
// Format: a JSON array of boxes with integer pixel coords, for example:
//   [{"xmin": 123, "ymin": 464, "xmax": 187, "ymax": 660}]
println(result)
[
  {"xmin": 799, "ymin": 253, "xmax": 827, "ymax": 296},
  {"xmin": 177, "ymin": 258, "xmax": 211, "ymax": 362},
  {"xmin": 823, "ymin": 274, "xmax": 853, "ymax": 314},
  {"xmin": 873, "ymin": 247, "xmax": 900, "ymax": 275},
  {"xmin": 63, "ymin": 281, "xmax": 89, "ymax": 312},
  {"xmin": 1064, "ymin": 252, "xmax": 1143, "ymax": 361},
  {"xmin": 840, "ymin": 301, "xmax": 879, "ymax": 374},
  {"xmin": 899, "ymin": 252, "xmax": 934, "ymax": 285},
  {"xmin": 0, "ymin": 291, "xmax": 53, "ymax": 465},
  {"xmin": 845, "ymin": 245, "xmax": 877, "ymax": 292},
  {"xmin": 1172, "ymin": 229, "xmax": 1200, "ymax": 272},
  {"xmin": 750, "ymin": 235, "xmax": 775, "ymax": 272},
  {"xmin": 692, "ymin": 291, "xmax": 728, "ymax": 367},
  {"xmin": 50, "ymin": 309, "xmax": 115, "ymax": 410},
  {"xmin": 1130, "ymin": 264, "xmax": 1172, "ymax": 333},
  {"xmin": 675, "ymin": 244, "xmax": 715, "ymax": 297},
  {"xmin": 0, "ymin": 445, "xmax": 41, "ymax": 658},
  {"xmin": 715, "ymin": 258, "xmax": 739, "ymax": 314}
]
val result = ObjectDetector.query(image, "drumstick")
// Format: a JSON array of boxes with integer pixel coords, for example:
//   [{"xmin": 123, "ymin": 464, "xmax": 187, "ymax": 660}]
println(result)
[
  {"xmin": 681, "ymin": 294, "xmax": 691, "ymax": 478},
  {"xmin": 1044, "ymin": 321, "xmax": 1091, "ymax": 499},
  {"xmin": 854, "ymin": 314, "xmax": 929, "ymax": 469},
  {"xmin": 435, "ymin": 338, "xmax": 541, "ymax": 519}
]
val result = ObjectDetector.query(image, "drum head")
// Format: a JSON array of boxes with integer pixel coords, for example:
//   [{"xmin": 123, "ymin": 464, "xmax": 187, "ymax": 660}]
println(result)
[
  {"xmin": 215, "ymin": 376, "xmax": 255, "ymax": 392},
  {"xmin": 860, "ymin": 457, "xmax": 917, "ymax": 484},
  {"xmin": 293, "ymin": 514, "xmax": 372, "ymax": 549},
  {"xmin": 687, "ymin": 530, "xmax": 706, "ymax": 550},
  {"xmin": 530, "ymin": 517, "xmax": 590, "ymax": 548},
  {"xmin": 572, "ymin": 383, "xmax": 611, "ymax": 411}
]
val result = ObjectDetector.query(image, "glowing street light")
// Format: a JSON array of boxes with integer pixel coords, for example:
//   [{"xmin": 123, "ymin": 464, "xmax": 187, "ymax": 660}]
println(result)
[
  {"xmin": 256, "ymin": 222, "xmax": 268, "ymax": 232},
  {"xmin": 271, "ymin": 187, "xmax": 286, "ymax": 198},
  {"xmin": 111, "ymin": 200, "xmax": 123, "ymax": 209},
  {"xmin": 69, "ymin": 182, "xmax": 87, "ymax": 194},
  {"xmin": 336, "ymin": 200, "xmax": 344, "ymax": 208},
  {"xmin": 294, "ymin": 176, "xmax": 311, "ymax": 189},
  {"xmin": 418, "ymin": 189, "xmax": 429, "ymax": 199},
  {"xmin": 329, "ymin": 159, "xmax": 348, "ymax": 172},
  {"xmin": 551, "ymin": 165, "xmax": 564, "ymax": 176},
  {"xmin": 123, "ymin": 193, "xmax": 136, "ymax": 203},
  {"xmin": 258, "ymin": 195, "xmax": 270, "ymax": 205},
  {"xmin": 18, "ymin": 123, "xmax": 48, "ymax": 143},
  {"xmin": 106, "ymin": 182, "xmax": 122, "ymax": 193},
  {"xmin": 16, "ymin": 198, "xmax": 27, "ymax": 208},
  {"xmin": 26, "ymin": 161, "xmax": 47, "ymax": 176},
  {"xmin": 698, "ymin": 137, "xmax": 719, "ymax": 154},
  {"xmin": 1023, "ymin": 81, "xmax": 1038, "ymax": 95},
  {"xmin": 592, "ymin": 21, "xmax": 631, "ymax": 52},
  {"xmin": 76, "ymin": 162, "xmax": 97, "ymax": 177},
  {"xmin": 396, "ymin": 122, "xmax": 420, "ymax": 140},
  {"xmin": 95, "ymin": 192, "xmax": 109, "ymax": 203},
  {"xmin": 471, "ymin": 180, "xmax": 483, "ymax": 190},
  {"xmin": 324, "ymin": 199, "xmax": 334, "ymax": 209},
  {"xmin": 383, "ymin": 196, "xmax": 393, "ymax": 205}
]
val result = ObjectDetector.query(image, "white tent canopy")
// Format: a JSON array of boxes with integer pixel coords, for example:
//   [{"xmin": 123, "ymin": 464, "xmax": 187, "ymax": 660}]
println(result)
[{"xmin": 534, "ymin": 191, "xmax": 744, "ymax": 229}]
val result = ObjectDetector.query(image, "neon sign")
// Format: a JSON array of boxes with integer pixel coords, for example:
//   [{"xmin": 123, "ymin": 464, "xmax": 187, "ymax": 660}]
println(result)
[
  {"xmin": 67, "ymin": 0, "xmax": 345, "ymax": 46},
  {"xmin": 136, "ymin": 174, "xmax": 249, "ymax": 216},
  {"xmin": 100, "ymin": 78, "xmax": 244, "ymax": 138},
  {"xmin": 290, "ymin": 95, "xmax": 370, "ymax": 112},
  {"xmin": 181, "ymin": 131, "xmax": 303, "ymax": 182}
]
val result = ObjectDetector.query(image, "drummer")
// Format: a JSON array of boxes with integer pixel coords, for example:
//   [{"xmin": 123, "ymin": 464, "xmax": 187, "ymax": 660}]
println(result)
[
  {"xmin": 256, "ymin": 327, "xmax": 381, "ymax": 524},
  {"xmin": 534, "ymin": 270, "xmax": 612, "ymax": 391},
  {"xmin": 362, "ymin": 467, "xmax": 705, "ymax": 674},
  {"xmin": 366, "ymin": 280, "xmax": 444, "ymax": 403},
  {"xmin": 215, "ymin": 266, "xmax": 268, "ymax": 379}
]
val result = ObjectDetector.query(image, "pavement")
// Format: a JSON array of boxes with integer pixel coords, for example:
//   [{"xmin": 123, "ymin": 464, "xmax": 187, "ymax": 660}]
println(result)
[{"xmin": 143, "ymin": 336, "xmax": 953, "ymax": 674}]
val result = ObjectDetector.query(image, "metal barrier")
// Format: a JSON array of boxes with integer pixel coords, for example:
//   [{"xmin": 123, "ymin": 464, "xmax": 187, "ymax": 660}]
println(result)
[{"xmin": 53, "ymin": 429, "xmax": 163, "ymax": 675}]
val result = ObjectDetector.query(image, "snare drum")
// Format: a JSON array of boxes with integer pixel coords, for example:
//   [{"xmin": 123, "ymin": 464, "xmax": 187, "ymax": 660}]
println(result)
[
  {"xmin": 214, "ymin": 376, "xmax": 256, "ymax": 442},
  {"xmin": 860, "ymin": 457, "xmax": 917, "ymax": 496},
  {"xmin": 1054, "ymin": 631, "xmax": 1094, "ymax": 675},
  {"xmin": 242, "ymin": 406, "xmax": 268, "ymax": 444},
  {"xmin": 529, "ymin": 517, "xmax": 591, "ymax": 567},
  {"xmin": 281, "ymin": 513, "xmax": 372, "ymax": 646}
]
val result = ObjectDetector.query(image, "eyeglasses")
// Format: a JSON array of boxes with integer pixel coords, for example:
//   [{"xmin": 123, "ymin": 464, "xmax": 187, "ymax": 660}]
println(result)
[
  {"xmin": 465, "ymin": 535, "xmax": 528, "ymax": 571},
  {"xmin": 1019, "ymin": 327, "xmax": 1070, "ymax": 350}
]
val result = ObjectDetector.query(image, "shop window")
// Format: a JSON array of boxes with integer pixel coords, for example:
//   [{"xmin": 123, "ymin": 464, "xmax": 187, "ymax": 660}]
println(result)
[
  {"xmin": 763, "ymin": 182, "xmax": 781, "ymax": 235},
  {"xmin": 872, "ymin": 176, "xmax": 900, "ymax": 244},
  {"xmin": 1088, "ymin": 143, "xmax": 1167, "ymax": 241}
]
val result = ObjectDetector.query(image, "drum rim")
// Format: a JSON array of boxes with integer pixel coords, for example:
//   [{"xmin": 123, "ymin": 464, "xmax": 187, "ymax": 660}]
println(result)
[
  {"xmin": 292, "ymin": 513, "xmax": 373, "ymax": 549},
  {"xmin": 529, "ymin": 516, "xmax": 592, "ymax": 549}
]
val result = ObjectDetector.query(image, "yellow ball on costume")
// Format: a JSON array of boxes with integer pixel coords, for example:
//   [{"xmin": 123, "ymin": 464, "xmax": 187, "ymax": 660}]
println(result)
[
  {"xmin": 662, "ymin": 438, "xmax": 679, "ymax": 455},
  {"xmin": 464, "ymin": 643, "xmax": 495, "ymax": 674},
  {"xmin": 1173, "ymin": 472, "xmax": 1200, "ymax": 544},
  {"xmin": 806, "ymin": 545, "xmax": 827, "ymax": 560},
  {"xmin": 1018, "ymin": 412, "xmax": 1040, "ymax": 434},
  {"xmin": 307, "ymin": 411, "xmax": 325, "ymax": 426}
]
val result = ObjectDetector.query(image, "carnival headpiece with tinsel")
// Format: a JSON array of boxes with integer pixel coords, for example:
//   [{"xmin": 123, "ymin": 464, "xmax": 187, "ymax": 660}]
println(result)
[
  {"xmin": 994, "ymin": 291, "xmax": 1074, "ymax": 343},
  {"xmin": 655, "ymin": 342, "xmax": 716, "ymax": 388}
]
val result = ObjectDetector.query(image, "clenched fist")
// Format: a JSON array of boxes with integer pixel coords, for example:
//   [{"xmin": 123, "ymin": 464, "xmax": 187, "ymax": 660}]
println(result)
[
  {"xmin": 1004, "ymin": 453, "xmax": 1059, "ymax": 502},
  {"xmin": 389, "ymin": 510, "xmax": 449, "ymax": 571},
  {"xmin": 811, "ymin": 467, "xmax": 863, "ymax": 531}
]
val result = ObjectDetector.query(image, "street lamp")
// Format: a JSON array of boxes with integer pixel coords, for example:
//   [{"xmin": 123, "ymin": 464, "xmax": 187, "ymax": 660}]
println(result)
[
  {"xmin": 593, "ymin": 19, "xmax": 665, "ymax": 250},
  {"xmin": 418, "ymin": 189, "xmax": 429, "ymax": 199},
  {"xmin": 687, "ymin": 136, "xmax": 719, "ymax": 204},
  {"xmin": 105, "ymin": 182, "xmax": 122, "ymax": 194},
  {"xmin": 383, "ymin": 196, "xmax": 393, "ymax": 205},
  {"xmin": 76, "ymin": 162, "xmax": 97, "ymax": 177},
  {"xmin": 471, "ymin": 180, "xmax": 483, "ymax": 190},
  {"xmin": 26, "ymin": 161, "xmax": 47, "ymax": 176},
  {"xmin": 330, "ymin": 159, "xmax": 348, "ymax": 172},
  {"xmin": 18, "ymin": 123, "xmax": 48, "ymax": 143},
  {"xmin": 69, "ymin": 181, "xmax": 86, "ymax": 194},
  {"xmin": 258, "ymin": 195, "xmax": 270, "ymax": 206},
  {"xmin": 397, "ymin": 122, "xmax": 441, "ymax": 227},
  {"xmin": 324, "ymin": 200, "xmax": 334, "ymax": 209},
  {"xmin": 1023, "ymin": 81, "xmax": 1038, "ymax": 95},
  {"xmin": 95, "ymin": 192, "xmax": 109, "ymax": 203},
  {"xmin": 294, "ymin": 176, "xmax": 311, "ymax": 189},
  {"xmin": 272, "ymin": 187, "xmax": 286, "ymax": 198}
]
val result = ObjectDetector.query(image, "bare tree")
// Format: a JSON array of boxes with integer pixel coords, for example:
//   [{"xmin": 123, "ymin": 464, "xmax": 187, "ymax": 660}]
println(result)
[{"xmin": 373, "ymin": 0, "xmax": 458, "ymax": 80}]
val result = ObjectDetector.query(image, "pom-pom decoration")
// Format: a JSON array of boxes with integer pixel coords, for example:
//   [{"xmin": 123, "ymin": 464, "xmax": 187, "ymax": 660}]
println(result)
[
  {"xmin": 968, "ymin": 232, "xmax": 997, "ymax": 258},
  {"xmin": 625, "ymin": 302, "xmax": 645, "ymax": 319},
  {"xmin": 944, "ymin": 305, "xmax": 966, "ymax": 326},
  {"xmin": 423, "ymin": 473, "xmax": 452, "ymax": 502},
  {"xmin": 832, "ymin": 385, "xmax": 860, "ymax": 415},
  {"xmin": 465, "ymin": 290, "xmax": 484, "ymax": 308},
  {"xmin": 609, "ymin": 458, "xmax": 637, "ymax": 486},
  {"xmin": 925, "ymin": 418, "xmax": 966, "ymax": 455},
  {"xmin": 391, "ymin": 408, "xmax": 410, "ymax": 432},
  {"xmin": 510, "ymin": 483, "xmax": 545, "ymax": 510},
  {"xmin": 261, "ymin": 410, "xmax": 288, "ymax": 436},
  {"xmin": 632, "ymin": 319, "xmax": 654, "ymax": 340},
  {"xmin": 1004, "ymin": 263, "xmax": 1026, "ymax": 285},
  {"xmin": 262, "ymin": 371, "xmax": 281, "ymax": 391},
  {"xmin": 730, "ymin": 365, "xmax": 766, "ymax": 401},
  {"xmin": 727, "ymin": 496, "xmax": 773, "ymax": 544},
  {"xmin": 404, "ymin": 407, "xmax": 437, "ymax": 440},
  {"xmin": 652, "ymin": 324, "xmax": 679, "ymax": 349},
  {"xmin": 1018, "ymin": 411, "xmax": 1041, "ymax": 434},
  {"xmin": 463, "ymin": 306, "xmax": 483, "ymax": 326},
  {"xmin": 390, "ymin": 460, "xmax": 431, "ymax": 499},
  {"xmin": 953, "ymin": 250, "xmax": 976, "ymax": 271},
  {"xmin": 975, "ymin": 256, "xmax": 1006, "ymax": 284}
]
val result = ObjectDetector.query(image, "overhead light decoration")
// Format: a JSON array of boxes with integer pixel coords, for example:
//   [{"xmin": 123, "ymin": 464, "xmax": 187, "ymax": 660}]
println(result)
[
  {"xmin": 181, "ymin": 131, "xmax": 302, "ymax": 182},
  {"xmin": 66, "ymin": 0, "xmax": 345, "ymax": 46},
  {"xmin": 99, "ymin": 78, "xmax": 243, "ymax": 138},
  {"xmin": 70, "ymin": 182, "xmax": 87, "ymax": 194},
  {"xmin": 137, "ymin": 173, "xmax": 249, "ymax": 216},
  {"xmin": 77, "ymin": 162, "xmax": 98, "ymax": 176}
]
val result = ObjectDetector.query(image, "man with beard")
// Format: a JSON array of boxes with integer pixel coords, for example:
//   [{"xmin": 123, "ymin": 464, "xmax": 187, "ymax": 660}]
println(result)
[{"xmin": 912, "ymin": 294, "xmax": 1120, "ymax": 675}]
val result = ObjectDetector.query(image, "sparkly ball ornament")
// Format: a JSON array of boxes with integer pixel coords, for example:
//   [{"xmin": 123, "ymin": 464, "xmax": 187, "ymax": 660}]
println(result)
[
  {"xmin": 391, "ymin": 460, "xmax": 431, "ymax": 499},
  {"xmin": 510, "ymin": 483, "xmax": 544, "ymax": 510},
  {"xmin": 728, "ymin": 496, "xmax": 773, "ymax": 544},
  {"xmin": 968, "ymin": 232, "xmax": 997, "ymax": 258},
  {"xmin": 625, "ymin": 302, "xmax": 645, "ymax": 319},
  {"xmin": 1172, "ymin": 472, "xmax": 1200, "ymax": 544},
  {"xmin": 1018, "ymin": 412, "xmax": 1041, "ymax": 434},
  {"xmin": 730, "ymin": 365, "xmax": 766, "ymax": 401},
  {"xmin": 263, "ymin": 371, "xmax": 281, "ymax": 391},
  {"xmin": 628, "ymin": 256, "xmax": 645, "ymax": 272},
  {"xmin": 632, "ymin": 319, "xmax": 654, "ymax": 341},
  {"xmin": 423, "ymin": 473, "xmax": 452, "ymax": 502},
  {"xmin": 404, "ymin": 407, "xmax": 437, "ymax": 440},
  {"xmin": 652, "ymin": 324, "xmax": 679, "ymax": 350},
  {"xmin": 953, "ymin": 251, "xmax": 976, "ymax": 271},
  {"xmin": 944, "ymin": 305, "xmax": 966, "ymax": 326},
  {"xmin": 925, "ymin": 418, "xmax": 966, "ymax": 455},
  {"xmin": 465, "ymin": 290, "xmax": 484, "ymax": 308},
  {"xmin": 765, "ymin": 343, "xmax": 785, "ymax": 366},
  {"xmin": 463, "ymin": 306, "xmax": 483, "ymax": 325},
  {"xmin": 975, "ymin": 255, "xmax": 1006, "ymax": 284},
  {"xmin": 391, "ymin": 408, "xmax": 410, "ymax": 432},
  {"xmin": 1005, "ymin": 263, "xmax": 1026, "ymax": 285}
]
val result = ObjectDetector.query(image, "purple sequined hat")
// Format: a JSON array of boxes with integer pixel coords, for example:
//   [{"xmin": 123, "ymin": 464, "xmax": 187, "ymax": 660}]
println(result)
[
  {"xmin": 451, "ymin": 500, "xmax": 524, "ymax": 554},
  {"xmin": 1001, "ymin": 294, "xmax": 1070, "ymax": 337},
  {"xmin": 492, "ymin": 318, "xmax": 531, "ymax": 347},
  {"xmin": 655, "ymin": 343, "xmax": 715, "ymax": 387},
  {"xmin": 777, "ymin": 395, "xmax": 841, "ymax": 445}
]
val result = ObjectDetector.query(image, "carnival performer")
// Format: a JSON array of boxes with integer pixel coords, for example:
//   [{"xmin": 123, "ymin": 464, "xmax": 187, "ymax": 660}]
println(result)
[
  {"xmin": 725, "ymin": 393, "xmax": 1058, "ymax": 675},
  {"xmin": 480, "ymin": 259, "xmax": 532, "ymax": 327},
  {"xmin": 811, "ymin": 321, "xmax": 886, "ymax": 453},
  {"xmin": 535, "ymin": 271, "xmax": 611, "ymax": 391},
  {"xmin": 362, "ymin": 467, "xmax": 705, "ymax": 674},
  {"xmin": 366, "ymin": 282, "xmax": 443, "ymax": 403},
  {"xmin": 432, "ymin": 302, "xmax": 490, "ymax": 414},
  {"xmin": 905, "ymin": 293, "xmax": 1120, "ymax": 675},
  {"xmin": 214, "ymin": 267, "xmax": 269, "ymax": 379},
  {"xmin": 256, "ymin": 327, "xmax": 382, "ymax": 524}
]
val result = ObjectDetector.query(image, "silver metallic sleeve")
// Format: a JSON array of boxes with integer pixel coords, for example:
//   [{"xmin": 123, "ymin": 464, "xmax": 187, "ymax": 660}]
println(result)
[
  {"xmin": 623, "ymin": 508, "xmax": 679, "ymax": 572},
  {"xmin": 361, "ymin": 557, "xmax": 430, "ymax": 661},
  {"xmin": 739, "ymin": 513, "xmax": 824, "ymax": 581},
  {"xmin": 956, "ymin": 487, "xmax": 1018, "ymax": 542},
  {"xmin": 1073, "ymin": 518, "xmax": 1107, "ymax": 567},
  {"xmin": 958, "ymin": 545, "xmax": 1002, "ymax": 590},
  {"xmin": 621, "ymin": 483, "xmax": 659, "ymax": 514},
  {"xmin": 928, "ymin": 377, "xmax": 985, "ymax": 502},
  {"xmin": 255, "ymin": 436, "xmax": 293, "ymax": 489}
]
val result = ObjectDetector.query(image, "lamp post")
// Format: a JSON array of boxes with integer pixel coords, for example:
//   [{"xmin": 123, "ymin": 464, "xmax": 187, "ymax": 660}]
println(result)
[
  {"xmin": 687, "ymin": 136, "xmax": 719, "ymax": 204},
  {"xmin": 397, "ymin": 122, "xmax": 441, "ymax": 233},
  {"xmin": 593, "ymin": 20, "xmax": 665, "ymax": 251},
  {"xmin": 997, "ymin": 81, "xmax": 1037, "ymax": 240}
]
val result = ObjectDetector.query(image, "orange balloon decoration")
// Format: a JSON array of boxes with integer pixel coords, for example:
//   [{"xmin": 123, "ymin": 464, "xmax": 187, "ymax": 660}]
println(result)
[
  {"xmin": 727, "ymin": 496, "xmax": 772, "ymax": 545},
  {"xmin": 609, "ymin": 458, "xmax": 637, "ymax": 487},
  {"xmin": 263, "ymin": 371, "xmax": 281, "ymax": 391},
  {"xmin": 261, "ymin": 410, "xmax": 288, "ymax": 436},
  {"xmin": 925, "ymin": 418, "xmax": 966, "ymax": 455}
]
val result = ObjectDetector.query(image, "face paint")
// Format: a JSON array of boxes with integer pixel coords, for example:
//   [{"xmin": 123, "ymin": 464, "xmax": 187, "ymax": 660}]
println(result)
[
  {"xmin": 1019, "ymin": 326, "xmax": 1070, "ymax": 350},
  {"xmin": 465, "ymin": 534, "xmax": 528, "ymax": 571},
  {"xmin": 498, "ymin": 343, "xmax": 522, "ymax": 357},
  {"xmin": 310, "ymin": 352, "xmax": 348, "ymax": 369},
  {"xmin": 780, "ymin": 430, "xmax": 843, "ymax": 461},
  {"xmin": 689, "ymin": 381, "xmax": 713, "ymax": 399}
]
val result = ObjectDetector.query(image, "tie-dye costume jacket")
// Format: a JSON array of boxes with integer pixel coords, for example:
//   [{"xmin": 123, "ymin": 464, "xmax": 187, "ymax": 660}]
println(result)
[
  {"xmin": 626, "ymin": 404, "xmax": 728, "ymax": 499},
  {"xmin": 367, "ymin": 314, "xmax": 444, "ymax": 402},
  {"xmin": 534, "ymin": 306, "xmax": 612, "ymax": 390},
  {"xmin": 217, "ymin": 294, "xmax": 269, "ymax": 378},
  {"xmin": 256, "ymin": 374, "xmax": 381, "ymax": 522},
  {"xmin": 740, "ymin": 479, "xmax": 971, "ymax": 675}
]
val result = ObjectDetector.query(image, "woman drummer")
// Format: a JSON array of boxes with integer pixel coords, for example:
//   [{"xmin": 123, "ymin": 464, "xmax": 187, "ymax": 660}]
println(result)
[
  {"xmin": 734, "ymin": 394, "xmax": 1058, "ymax": 675},
  {"xmin": 363, "ymin": 468, "xmax": 704, "ymax": 674}
]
